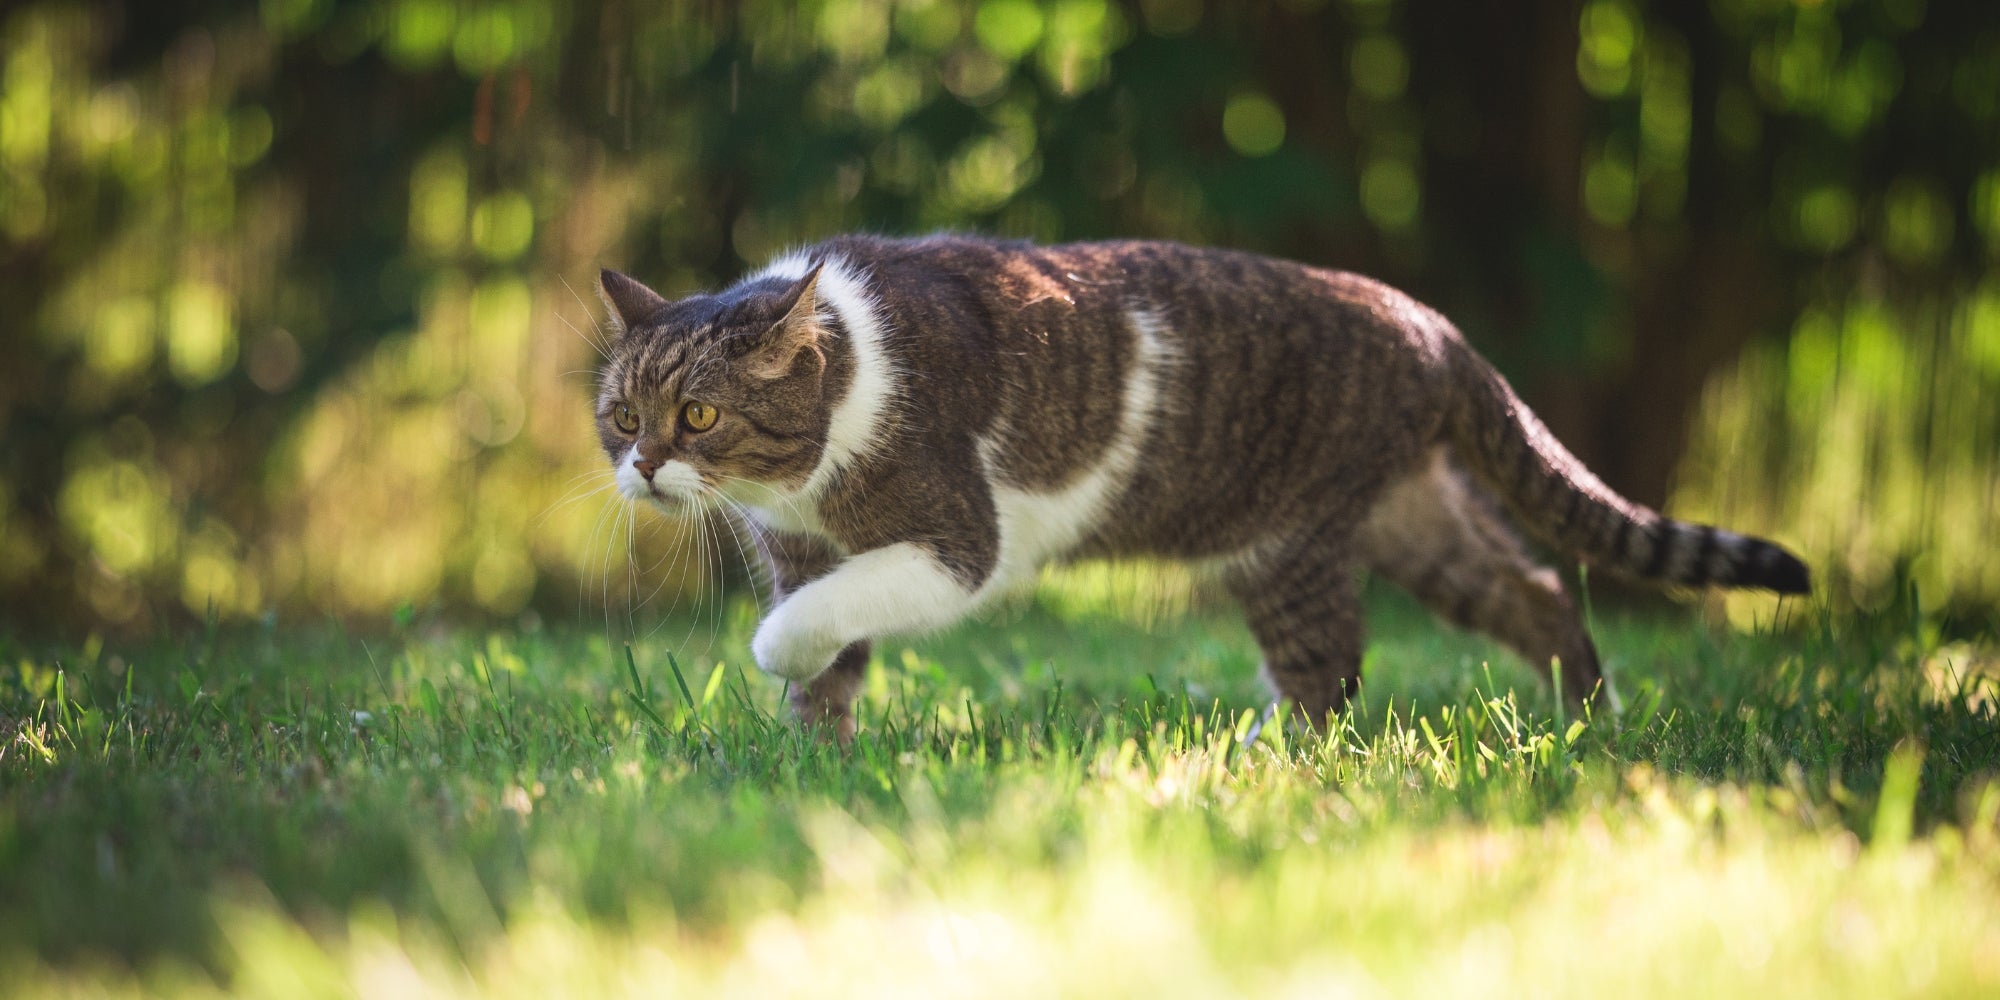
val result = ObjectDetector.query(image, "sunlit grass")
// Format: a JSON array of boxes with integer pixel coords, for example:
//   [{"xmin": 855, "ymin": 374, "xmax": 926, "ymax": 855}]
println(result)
[
  {"xmin": 3, "ymin": 593, "xmax": 1998, "ymax": 997},
  {"xmin": 1677, "ymin": 292, "xmax": 2000, "ymax": 617}
]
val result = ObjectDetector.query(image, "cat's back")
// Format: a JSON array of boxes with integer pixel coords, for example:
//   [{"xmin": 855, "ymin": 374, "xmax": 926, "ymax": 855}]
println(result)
[
  {"xmin": 804, "ymin": 234, "xmax": 1454, "ymax": 560},
  {"xmin": 824, "ymin": 234, "xmax": 1443, "ymax": 354},
  {"xmin": 826, "ymin": 233, "xmax": 1452, "ymax": 402}
]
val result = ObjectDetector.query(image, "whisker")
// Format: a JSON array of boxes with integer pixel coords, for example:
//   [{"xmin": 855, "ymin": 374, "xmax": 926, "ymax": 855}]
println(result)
[
  {"xmin": 553, "ymin": 307, "xmax": 611, "ymax": 367},
  {"xmin": 635, "ymin": 499, "xmax": 703, "ymax": 649},
  {"xmin": 710, "ymin": 494, "xmax": 769, "ymax": 609},
  {"xmin": 708, "ymin": 508, "xmax": 737, "ymax": 653},
  {"xmin": 593, "ymin": 500, "xmax": 616, "ymax": 638},
  {"xmin": 623, "ymin": 501, "xmax": 641, "ymax": 640},
  {"xmin": 708, "ymin": 473, "xmax": 814, "ymax": 528},
  {"xmin": 699, "ymin": 492, "xmax": 777, "ymax": 675},
  {"xmin": 701, "ymin": 505, "xmax": 727, "ymax": 654},
  {"xmin": 604, "ymin": 501, "xmax": 632, "ymax": 641},
  {"xmin": 716, "ymin": 488, "xmax": 790, "ymax": 611},
  {"xmin": 688, "ymin": 509, "xmax": 718, "ymax": 656},
  {"xmin": 555, "ymin": 274, "xmax": 613, "ymax": 361},
  {"xmin": 536, "ymin": 469, "xmax": 619, "ymax": 527},
  {"xmin": 644, "ymin": 502, "xmax": 706, "ymax": 650},
  {"xmin": 579, "ymin": 494, "xmax": 620, "ymax": 638},
  {"xmin": 632, "ymin": 514, "xmax": 680, "ymax": 619}
]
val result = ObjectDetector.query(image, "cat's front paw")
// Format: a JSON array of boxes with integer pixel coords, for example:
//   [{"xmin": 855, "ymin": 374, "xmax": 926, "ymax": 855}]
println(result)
[{"xmin": 751, "ymin": 603, "xmax": 842, "ymax": 682}]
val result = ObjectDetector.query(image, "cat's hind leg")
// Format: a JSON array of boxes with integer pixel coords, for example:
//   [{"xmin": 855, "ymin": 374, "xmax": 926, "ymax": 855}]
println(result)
[
  {"xmin": 1227, "ymin": 536, "xmax": 1366, "ymax": 729},
  {"xmin": 1357, "ymin": 450, "xmax": 1608, "ymax": 707}
]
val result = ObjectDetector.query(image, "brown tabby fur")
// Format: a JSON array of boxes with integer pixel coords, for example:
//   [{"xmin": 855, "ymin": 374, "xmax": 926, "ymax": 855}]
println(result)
[{"xmin": 596, "ymin": 235, "xmax": 1809, "ymax": 740}]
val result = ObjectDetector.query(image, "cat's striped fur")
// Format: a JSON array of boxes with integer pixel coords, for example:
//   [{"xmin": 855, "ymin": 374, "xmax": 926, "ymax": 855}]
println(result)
[{"xmin": 595, "ymin": 235, "xmax": 1808, "ymax": 739}]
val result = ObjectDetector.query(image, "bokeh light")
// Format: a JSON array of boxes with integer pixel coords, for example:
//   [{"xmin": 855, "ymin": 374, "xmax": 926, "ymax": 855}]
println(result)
[{"xmin": 0, "ymin": 0, "xmax": 1995, "ymax": 634}]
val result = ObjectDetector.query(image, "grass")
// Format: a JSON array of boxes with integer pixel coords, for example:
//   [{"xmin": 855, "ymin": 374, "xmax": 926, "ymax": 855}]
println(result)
[{"xmin": 2, "ymin": 579, "xmax": 1998, "ymax": 998}]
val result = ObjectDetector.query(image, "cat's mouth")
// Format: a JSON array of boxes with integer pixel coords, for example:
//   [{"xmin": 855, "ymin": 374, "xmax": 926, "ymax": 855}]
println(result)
[
  {"xmin": 616, "ymin": 455, "xmax": 713, "ymax": 515},
  {"xmin": 611, "ymin": 475, "xmax": 694, "ymax": 512},
  {"xmin": 639, "ymin": 482, "xmax": 715, "ymax": 516}
]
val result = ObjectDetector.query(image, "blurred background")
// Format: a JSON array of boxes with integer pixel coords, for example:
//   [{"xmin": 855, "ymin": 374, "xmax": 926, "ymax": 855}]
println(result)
[{"xmin": 1, "ymin": 0, "xmax": 1995, "ymax": 635}]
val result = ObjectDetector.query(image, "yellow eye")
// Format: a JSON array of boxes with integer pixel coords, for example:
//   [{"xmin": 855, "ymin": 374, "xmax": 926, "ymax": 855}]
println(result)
[
  {"xmin": 613, "ymin": 403, "xmax": 639, "ymax": 434},
  {"xmin": 682, "ymin": 401, "xmax": 718, "ymax": 432}
]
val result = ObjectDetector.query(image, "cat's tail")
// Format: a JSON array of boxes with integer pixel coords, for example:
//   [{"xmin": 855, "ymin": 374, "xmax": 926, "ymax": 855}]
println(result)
[{"xmin": 1443, "ymin": 341, "xmax": 1810, "ymax": 595}]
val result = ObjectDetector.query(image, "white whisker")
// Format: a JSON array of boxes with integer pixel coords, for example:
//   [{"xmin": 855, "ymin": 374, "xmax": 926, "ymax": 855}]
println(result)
[
  {"xmin": 578, "ymin": 494, "xmax": 620, "ymax": 638},
  {"xmin": 556, "ymin": 274, "xmax": 613, "ymax": 361},
  {"xmin": 536, "ymin": 469, "xmax": 618, "ymax": 527},
  {"xmin": 623, "ymin": 500, "xmax": 640, "ymax": 639}
]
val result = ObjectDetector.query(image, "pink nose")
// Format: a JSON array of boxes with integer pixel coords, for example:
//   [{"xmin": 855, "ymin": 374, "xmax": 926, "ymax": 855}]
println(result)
[{"xmin": 633, "ymin": 457, "xmax": 660, "ymax": 480}]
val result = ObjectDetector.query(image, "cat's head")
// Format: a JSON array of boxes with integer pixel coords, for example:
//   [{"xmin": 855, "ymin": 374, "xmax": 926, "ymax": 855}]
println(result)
[{"xmin": 594, "ymin": 266, "xmax": 832, "ymax": 514}]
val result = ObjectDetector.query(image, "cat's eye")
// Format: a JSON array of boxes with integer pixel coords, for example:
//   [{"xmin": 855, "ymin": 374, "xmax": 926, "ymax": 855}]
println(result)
[
  {"xmin": 682, "ymin": 401, "xmax": 718, "ymax": 432},
  {"xmin": 612, "ymin": 403, "xmax": 639, "ymax": 434}
]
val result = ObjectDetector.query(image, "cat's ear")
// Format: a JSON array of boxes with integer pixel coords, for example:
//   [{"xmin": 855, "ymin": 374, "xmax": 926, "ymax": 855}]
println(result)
[
  {"xmin": 744, "ymin": 264, "xmax": 827, "ymax": 379},
  {"xmin": 597, "ymin": 268, "xmax": 669, "ymax": 337}
]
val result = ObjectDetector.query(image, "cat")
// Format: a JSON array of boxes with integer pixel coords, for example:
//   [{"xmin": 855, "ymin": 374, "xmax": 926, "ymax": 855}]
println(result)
[{"xmin": 594, "ymin": 234, "xmax": 1809, "ymax": 741}]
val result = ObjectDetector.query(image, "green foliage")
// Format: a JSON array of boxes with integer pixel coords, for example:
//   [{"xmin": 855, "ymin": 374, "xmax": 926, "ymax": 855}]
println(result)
[
  {"xmin": 2, "ymin": 599, "xmax": 1997, "ymax": 994},
  {"xmin": 1, "ymin": 0, "xmax": 1998, "ymax": 628}
]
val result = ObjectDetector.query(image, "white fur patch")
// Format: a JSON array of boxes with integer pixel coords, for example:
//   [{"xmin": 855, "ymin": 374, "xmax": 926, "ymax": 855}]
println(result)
[
  {"xmin": 975, "ymin": 309, "xmax": 1172, "ymax": 601},
  {"xmin": 751, "ymin": 542, "xmax": 975, "ymax": 681},
  {"xmin": 745, "ymin": 251, "xmax": 900, "ymax": 509},
  {"xmin": 742, "ymin": 295, "xmax": 1172, "ymax": 683},
  {"xmin": 716, "ymin": 476, "xmax": 830, "ymax": 537}
]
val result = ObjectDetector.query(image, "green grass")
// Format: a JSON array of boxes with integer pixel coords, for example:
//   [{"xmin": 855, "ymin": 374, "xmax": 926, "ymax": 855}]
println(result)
[{"xmin": 3, "ymin": 583, "xmax": 1998, "ymax": 998}]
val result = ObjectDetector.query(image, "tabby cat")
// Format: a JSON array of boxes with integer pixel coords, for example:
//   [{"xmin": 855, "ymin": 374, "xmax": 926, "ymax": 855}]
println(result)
[{"xmin": 594, "ymin": 235, "xmax": 1808, "ymax": 741}]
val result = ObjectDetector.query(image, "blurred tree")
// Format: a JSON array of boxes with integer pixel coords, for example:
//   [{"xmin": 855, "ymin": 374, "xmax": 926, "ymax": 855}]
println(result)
[{"xmin": 1, "ymin": 0, "xmax": 1995, "ymax": 631}]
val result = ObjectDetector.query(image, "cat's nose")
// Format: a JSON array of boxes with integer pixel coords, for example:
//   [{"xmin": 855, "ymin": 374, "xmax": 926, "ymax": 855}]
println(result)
[{"xmin": 632, "ymin": 457, "xmax": 660, "ymax": 480}]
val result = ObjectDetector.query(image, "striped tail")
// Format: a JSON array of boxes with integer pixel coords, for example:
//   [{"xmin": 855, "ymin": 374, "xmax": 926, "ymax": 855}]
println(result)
[{"xmin": 1446, "ymin": 343, "xmax": 1810, "ymax": 594}]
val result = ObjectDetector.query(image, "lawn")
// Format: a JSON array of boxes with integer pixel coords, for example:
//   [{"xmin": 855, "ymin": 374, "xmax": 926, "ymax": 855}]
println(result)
[{"xmin": 3, "ymin": 578, "xmax": 1998, "ymax": 998}]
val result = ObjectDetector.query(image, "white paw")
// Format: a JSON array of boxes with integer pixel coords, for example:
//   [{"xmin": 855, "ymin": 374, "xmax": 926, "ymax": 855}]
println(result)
[{"xmin": 751, "ymin": 603, "xmax": 841, "ymax": 682}]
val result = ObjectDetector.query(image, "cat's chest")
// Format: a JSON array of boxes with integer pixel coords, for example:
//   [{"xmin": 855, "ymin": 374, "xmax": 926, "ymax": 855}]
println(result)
[
  {"xmin": 742, "ymin": 496, "xmax": 831, "ymax": 541},
  {"xmin": 980, "ymin": 475, "xmax": 1124, "ymax": 598},
  {"xmin": 738, "ymin": 472, "xmax": 1120, "ymax": 600},
  {"xmin": 722, "ymin": 475, "xmax": 838, "ymax": 545}
]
